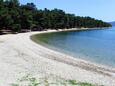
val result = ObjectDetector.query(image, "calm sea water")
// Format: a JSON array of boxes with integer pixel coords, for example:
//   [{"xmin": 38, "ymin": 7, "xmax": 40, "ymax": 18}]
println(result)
[{"xmin": 34, "ymin": 27, "xmax": 115, "ymax": 67}]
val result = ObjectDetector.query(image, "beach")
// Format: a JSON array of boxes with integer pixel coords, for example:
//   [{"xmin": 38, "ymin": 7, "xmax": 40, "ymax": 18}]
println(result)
[{"xmin": 0, "ymin": 29, "xmax": 115, "ymax": 86}]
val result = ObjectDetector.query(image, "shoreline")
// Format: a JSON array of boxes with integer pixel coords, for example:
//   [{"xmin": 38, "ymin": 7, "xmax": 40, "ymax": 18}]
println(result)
[
  {"xmin": 31, "ymin": 28, "xmax": 115, "ymax": 68},
  {"xmin": 0, "ymin": 28, "xmax": 115, "ymax": 86},
  {"xmin": 31, "ymin": 29, "xmax": 115, "ymax": 74},
  {"xmin": 31, "ymin": 28, "xmax": 115, "ymax": 69}
]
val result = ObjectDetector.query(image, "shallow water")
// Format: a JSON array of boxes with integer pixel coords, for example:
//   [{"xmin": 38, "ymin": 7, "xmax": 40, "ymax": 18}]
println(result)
[{"xmin": 33, "ymin": 27, "xmax": 115, "ymax": 67}]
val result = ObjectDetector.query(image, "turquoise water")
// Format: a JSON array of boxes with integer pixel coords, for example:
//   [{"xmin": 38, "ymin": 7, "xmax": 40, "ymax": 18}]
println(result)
[{"xmin": 33, "ymin": 27, "xmax": 115, "ymax": 67}]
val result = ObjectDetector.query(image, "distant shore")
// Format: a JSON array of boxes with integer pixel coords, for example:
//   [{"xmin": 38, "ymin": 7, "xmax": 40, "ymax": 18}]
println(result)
[{"xmin": 0, "ymin": 28, "xmax": 115, "ymax": 86}]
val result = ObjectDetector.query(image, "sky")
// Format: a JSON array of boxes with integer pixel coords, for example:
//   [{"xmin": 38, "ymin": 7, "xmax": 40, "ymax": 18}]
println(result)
[{"xmin": 19, "ymin": 0, "xmax": 115, "ymax": 22}]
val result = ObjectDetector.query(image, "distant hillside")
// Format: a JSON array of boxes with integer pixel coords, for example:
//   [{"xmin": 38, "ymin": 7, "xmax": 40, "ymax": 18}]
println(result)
[
  {"xmin": 0, "ymin": 0, "xmax": 112, "ymax": 33},
  {"xmin": 109, "ymin": 21, "xmax": 115, "ymax": 26}
]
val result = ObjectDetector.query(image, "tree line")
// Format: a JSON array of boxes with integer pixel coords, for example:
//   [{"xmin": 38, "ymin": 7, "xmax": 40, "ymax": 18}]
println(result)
[{"xmin": 0, "ymin": 0, "xmax": 111, "ymax": 33}]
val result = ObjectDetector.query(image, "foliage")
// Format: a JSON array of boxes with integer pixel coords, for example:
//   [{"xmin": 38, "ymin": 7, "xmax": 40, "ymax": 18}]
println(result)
[
  {"xmin": 11, "ymin": 75, "xmax": 102, "ymax": 86},
  {"xmin": 0, "ymin": 0, "xmax": 111, "ymax": 32}
]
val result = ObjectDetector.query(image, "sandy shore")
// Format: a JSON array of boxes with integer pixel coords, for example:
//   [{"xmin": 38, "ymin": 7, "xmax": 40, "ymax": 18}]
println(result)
[{"xmin": 0, "ymin": 29, "xmax": 115, "ymax": 86}]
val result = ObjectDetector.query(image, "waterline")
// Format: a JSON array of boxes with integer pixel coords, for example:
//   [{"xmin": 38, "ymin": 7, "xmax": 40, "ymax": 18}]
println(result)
[{"xmin": 31, "ymin": 27, "xmax": 115, "ymax": 68}]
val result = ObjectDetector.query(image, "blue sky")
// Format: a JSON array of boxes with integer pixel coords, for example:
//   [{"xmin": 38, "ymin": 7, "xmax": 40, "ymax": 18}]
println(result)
[{"xmin": 19, "ymin": 0, "xmax": 115, "ymax": 22}]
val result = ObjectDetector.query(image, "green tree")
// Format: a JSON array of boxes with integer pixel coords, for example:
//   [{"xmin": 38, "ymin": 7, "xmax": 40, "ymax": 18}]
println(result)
[{"xmin": 0, "ymin": 0, "xmax": 112, "ymax": 33}]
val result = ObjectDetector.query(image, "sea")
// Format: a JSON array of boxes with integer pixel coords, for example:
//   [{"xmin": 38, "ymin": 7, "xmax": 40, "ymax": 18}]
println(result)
[{"xmin": 33, "ymin": 27, "xmax": 115, "ymax": 67}]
